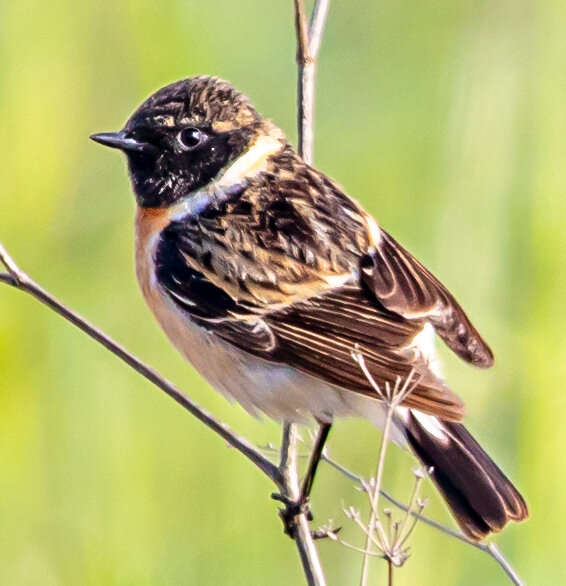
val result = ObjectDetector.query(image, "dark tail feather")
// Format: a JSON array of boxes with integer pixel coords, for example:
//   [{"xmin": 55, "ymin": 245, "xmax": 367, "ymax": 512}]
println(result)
[{"xmin": 405, "ymin": 412, "xmax": 528, "ymax": 541}]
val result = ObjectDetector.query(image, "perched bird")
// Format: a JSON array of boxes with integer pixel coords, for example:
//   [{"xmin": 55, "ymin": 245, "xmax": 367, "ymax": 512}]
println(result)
[{"xmin": 91, "ymin": 75, "xmax": 527, "ymax": 540}]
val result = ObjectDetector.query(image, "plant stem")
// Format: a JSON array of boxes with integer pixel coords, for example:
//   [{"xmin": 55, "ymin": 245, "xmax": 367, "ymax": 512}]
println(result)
[
  {"xmin": 360, "ymin": 405, "xmax": 395, "ymax": 586},
  {"xmin": 281, "ymin": 2, "xmax": 332, "ymax": 583},
  {"xmin": 279, "ymin": 424, "xmax": 326, "ymax": 586},
  {"xmin": 321, "ymin": 452, "xmax": 525, "ymax": 586}
]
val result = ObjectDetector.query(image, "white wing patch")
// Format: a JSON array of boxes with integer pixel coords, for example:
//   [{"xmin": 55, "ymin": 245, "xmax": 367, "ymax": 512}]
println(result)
[
  {"xmin": 411, "ymin": 322, "xmax": 443, "ymax": 378},
  {"xmin": 411, "ymin": 411, "xmax": 448, "ymax": 441},
  {"xmin": 364, "ymin": 214, "xmax": 382, "ymax": 246}
]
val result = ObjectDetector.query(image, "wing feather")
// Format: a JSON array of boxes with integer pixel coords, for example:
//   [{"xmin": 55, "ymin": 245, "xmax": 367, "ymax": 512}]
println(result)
[
  {"xmin": 264, "ymin": 288, "xmax": 464, "ymax": 421},
  {"xmin": 151, "ymin": 152, "xmax": 491, "ymax": 422},
  {"xmin": 362, "ymin": 230, "xmax": 494, "ymax": 368}
]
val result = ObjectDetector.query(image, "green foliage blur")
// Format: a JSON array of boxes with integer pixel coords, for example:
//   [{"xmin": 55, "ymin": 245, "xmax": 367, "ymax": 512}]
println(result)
[{"xmin": 1, "ymin": 0, "xmax": 564, "ymax": 584}]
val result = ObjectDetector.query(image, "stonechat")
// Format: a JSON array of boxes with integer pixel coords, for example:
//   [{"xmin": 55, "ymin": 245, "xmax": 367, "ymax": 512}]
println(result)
[{"xmin": 91, "ymin": 76, "xmax": 527, "ymax": 540}]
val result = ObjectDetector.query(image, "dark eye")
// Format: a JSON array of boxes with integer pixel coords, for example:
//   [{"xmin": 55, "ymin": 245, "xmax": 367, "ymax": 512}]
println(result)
[{"xmin": 178, "ymin": 127, "xmax": 207, "ymax": 150}]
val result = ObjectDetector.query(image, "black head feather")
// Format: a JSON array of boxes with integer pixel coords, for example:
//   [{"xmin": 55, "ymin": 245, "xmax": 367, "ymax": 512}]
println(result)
[{"xmin": 108, "ymin": 76, "xmax": 267, "ymax": 208}]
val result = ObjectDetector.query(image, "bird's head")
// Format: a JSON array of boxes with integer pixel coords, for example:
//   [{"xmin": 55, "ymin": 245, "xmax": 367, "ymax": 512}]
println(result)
[{"xmin": 91, "ymin": 76, "xmax": 285, "ymax": 208}]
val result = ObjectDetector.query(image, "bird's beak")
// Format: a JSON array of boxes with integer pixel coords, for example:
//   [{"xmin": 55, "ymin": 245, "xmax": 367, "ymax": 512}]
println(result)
[{"xmin": 90, "ymin": 131, "xmax": 153, "ymax": 153}]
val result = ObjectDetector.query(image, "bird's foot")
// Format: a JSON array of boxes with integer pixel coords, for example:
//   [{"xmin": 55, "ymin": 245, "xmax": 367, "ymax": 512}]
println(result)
[
  {"xmin": 272, "ymin": 492, "xmax": 312, "ymax": 539},
  {"xmin": 271, "ymin": 493, "xmax": 337, "ymax": 540}
]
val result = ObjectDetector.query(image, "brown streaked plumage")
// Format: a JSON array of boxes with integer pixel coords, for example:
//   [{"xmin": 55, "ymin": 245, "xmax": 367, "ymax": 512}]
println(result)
[{"xmin": 92, "ymin": 75, "xmax": 527, "ymax": 541}]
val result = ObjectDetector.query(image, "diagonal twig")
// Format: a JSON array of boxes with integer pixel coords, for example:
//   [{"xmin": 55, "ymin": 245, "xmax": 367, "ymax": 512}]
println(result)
[{"xmin": 0, "ymin": 243, "xmax": 282, "ymax": 486}]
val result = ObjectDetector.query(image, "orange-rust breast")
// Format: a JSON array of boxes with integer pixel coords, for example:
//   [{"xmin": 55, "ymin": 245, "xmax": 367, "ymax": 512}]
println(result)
[
  {"xmin": 134, "ymin": 206, "xmax": 173, "ymax": 309},
  {"xmin": 134, "ymin": 205, "xmax": 206, "ymax": 363}
]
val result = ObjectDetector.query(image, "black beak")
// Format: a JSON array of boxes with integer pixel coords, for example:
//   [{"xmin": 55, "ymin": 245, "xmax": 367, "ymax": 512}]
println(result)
[{"xmin": 90, "ymin": 131, "xmax": 153, "ymax": 153}]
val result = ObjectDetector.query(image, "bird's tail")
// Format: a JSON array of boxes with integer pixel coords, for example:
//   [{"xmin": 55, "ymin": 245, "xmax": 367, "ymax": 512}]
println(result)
[{"xmin": 404, "ymin": 411, "xmax": 528, "ymax": 541}]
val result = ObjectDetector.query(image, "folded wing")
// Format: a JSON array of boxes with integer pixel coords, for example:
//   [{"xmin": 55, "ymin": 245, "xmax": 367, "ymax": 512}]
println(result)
[
  {"xmin": 361, "ymin": 230, "xmax": 494, "ymax": 368},
  {"xmin": 155, "ymin": 219, "xmax": 465, "ymax": 421},
  {"xmin": 152, "ymin": 164, "xmax": 494, "ymax": 422}
]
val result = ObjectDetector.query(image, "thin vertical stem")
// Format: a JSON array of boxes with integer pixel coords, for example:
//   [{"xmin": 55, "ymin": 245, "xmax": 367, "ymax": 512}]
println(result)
[
  {"xmin": 308, "ymin": 0, "xmax": 331, "ymax": 58},
  {"xmin": 280, "ymin": 423, "xmax": 326, "ymax": 586},
  {"xmin": 360, "ymin": 406, "xmax": 395, "ymax": 586},
  {"xmin": 321, "ymin": 453, "xmax": 526, "ymax": 586},
  {"xmin": 293, "ymin": 0, "xmax": 330, "ymax": 164},
  {"xmin": 293, "ymin": 0, "xmax": 310, "ymax": 161},
  {"xmin": 282, "ymin": 2, "xmax": 332, "ymax": 583}
]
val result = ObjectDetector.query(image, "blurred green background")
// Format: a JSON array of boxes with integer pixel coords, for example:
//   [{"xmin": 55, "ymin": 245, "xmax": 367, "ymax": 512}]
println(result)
[{"xmin": 0, "ymin": 0, "xmax": 563, "ymax": 584}]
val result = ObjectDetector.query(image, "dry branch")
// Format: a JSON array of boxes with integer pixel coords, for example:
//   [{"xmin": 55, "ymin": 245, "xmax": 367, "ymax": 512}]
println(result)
[
  {"xmin": 276, "ymin": 2, "xmax": 332, "ymax": 584},
  {"xmin": 0, "ymin": 243, "xmax": 281, "ymax": 484}
]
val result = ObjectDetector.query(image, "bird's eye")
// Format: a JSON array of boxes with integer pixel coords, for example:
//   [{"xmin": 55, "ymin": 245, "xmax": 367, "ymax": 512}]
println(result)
[{"xmin": 178, "ymin": 127, "xmax": 207, "ymax": 150}]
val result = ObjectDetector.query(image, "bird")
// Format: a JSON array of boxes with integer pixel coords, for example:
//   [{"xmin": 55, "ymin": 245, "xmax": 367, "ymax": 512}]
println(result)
[{"xmin": 91, "ymin": 75, "xmax": 527, "ymax": 541}]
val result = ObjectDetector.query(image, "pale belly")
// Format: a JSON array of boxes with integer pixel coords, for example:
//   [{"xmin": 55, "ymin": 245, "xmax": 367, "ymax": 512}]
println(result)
[{"xmin": 145, "ymin": 276, "xmax": 407, "ymax": 444}]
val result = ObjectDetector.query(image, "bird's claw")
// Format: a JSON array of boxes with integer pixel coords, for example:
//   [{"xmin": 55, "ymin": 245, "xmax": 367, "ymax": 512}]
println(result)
[{"xmin": 271, "ymin": 492, "xmax": 339, "ymax": 540}]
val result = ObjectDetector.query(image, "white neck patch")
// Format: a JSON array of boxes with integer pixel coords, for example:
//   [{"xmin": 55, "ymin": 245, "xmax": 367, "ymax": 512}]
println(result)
[
  {"xmin": 216, "ymin": 133, "xmax": 283, "ymax": 188},
  {"xmin": 169, "ymin": 134, "xmax": 284, "ymax": 221}
]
